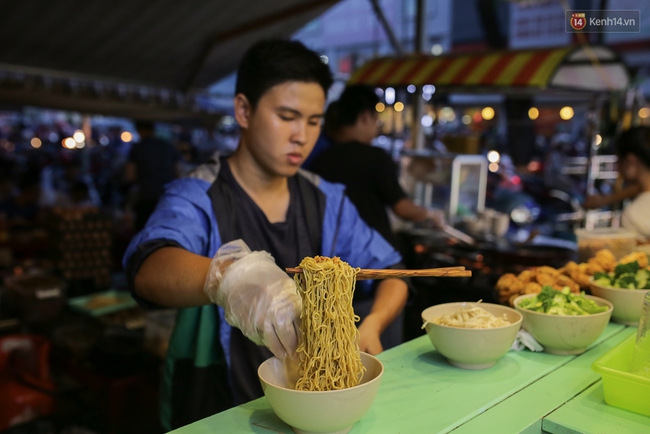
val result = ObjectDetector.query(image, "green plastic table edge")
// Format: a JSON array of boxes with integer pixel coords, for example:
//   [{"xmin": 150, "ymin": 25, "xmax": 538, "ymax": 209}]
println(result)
[
  {"xmin": 450, "ymin": 326, "xmax": 637, "ymax": 434},
  {"xmin": 168, "ymin": 324, "xmax": 632, "ymax": 434}
]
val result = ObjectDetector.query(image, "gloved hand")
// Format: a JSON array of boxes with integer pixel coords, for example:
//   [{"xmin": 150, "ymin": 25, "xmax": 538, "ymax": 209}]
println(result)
[{"xmin": 203, "ymin": 240, "xmax": 301, "ymax": 360}]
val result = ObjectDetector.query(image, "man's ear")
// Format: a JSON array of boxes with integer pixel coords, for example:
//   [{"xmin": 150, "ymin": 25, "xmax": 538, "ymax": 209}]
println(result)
[{"xmin": 233, "ymin": 93, "xmax": 252, "ymax": 129}]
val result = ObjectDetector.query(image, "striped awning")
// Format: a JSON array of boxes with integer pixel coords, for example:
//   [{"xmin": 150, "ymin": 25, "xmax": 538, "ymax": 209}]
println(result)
[{"xmin": 349, "ymin": 45, "xmax": 629, "ymax": 93}]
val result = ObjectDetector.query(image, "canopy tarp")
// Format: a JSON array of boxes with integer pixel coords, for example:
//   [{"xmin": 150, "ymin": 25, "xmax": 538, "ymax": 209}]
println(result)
[
  {"xmin": 0, "ymin": 0, "xmax": 339, "ymax": 121},
  {"xmin": 349, "ymin": 45, "xmax": 630, "ymax": 94}
]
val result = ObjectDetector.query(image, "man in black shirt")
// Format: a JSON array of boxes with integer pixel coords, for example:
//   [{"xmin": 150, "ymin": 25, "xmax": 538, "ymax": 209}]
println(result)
[{"xmin": 310, "ymin": 85, "xmax": 443, "ymax": 250}]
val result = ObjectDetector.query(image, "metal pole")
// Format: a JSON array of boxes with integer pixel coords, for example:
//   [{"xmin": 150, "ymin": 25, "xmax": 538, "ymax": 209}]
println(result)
[
  {"xmin": 368, "ymin": 0, "xmax": 404, "ymax": 56},
  {"xmin": 412, "ymin": 0, "xmax": 427, "ymax": 150}
]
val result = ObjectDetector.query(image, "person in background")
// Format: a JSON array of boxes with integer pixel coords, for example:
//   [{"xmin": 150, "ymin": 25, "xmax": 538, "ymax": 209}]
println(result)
[
  {"xmin": 542, "ymin": 132, "xmax": 580, "ymax": 198},
  {"xmin": 613, "ymin": 126, "xmax": 650, "ymax": 238},
  {"xmin": 582, "ymin": 182, "xmax": 641, "ymax": 210},
  {"xmin": 125, "ymin": 120, "xmax": 181, "ymax": 231},
  {"xmin": 309, "ymin": 85, "xmax": 444, "ymax": 252},
  {"xmin": 122, "ymin": 40, "xmax": 408, "ymax": 430}
]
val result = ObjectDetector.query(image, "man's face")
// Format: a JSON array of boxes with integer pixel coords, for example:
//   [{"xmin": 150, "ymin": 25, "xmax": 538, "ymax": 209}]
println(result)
[
  {"xmin": 239, "ymin": 81, "xmax": 325, "ymax": 177},
  {"xmin": 362, "ymin": 110, "xmax": 382, "ymax": 142}
]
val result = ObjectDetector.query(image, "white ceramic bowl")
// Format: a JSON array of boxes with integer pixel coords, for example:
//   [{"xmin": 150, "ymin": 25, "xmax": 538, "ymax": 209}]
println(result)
[
  {"xmin": 514, "ymin": 293, "xmax": 613, "ymax": 355},
  {"xmin": 421, "ymin": 302, "xmax": 522, "ymax": 369},
  {"xmin": 258, "ymin": 352, "xmax": 383, "ymax": 434},
  {"xmin": 589, "ymin": 278, "xmax": 649, "ymax": 326}
]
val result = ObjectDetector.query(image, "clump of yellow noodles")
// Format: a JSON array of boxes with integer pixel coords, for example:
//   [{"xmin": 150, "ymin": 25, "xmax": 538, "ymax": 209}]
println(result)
[{"xmin": 293, "ymin": 256, "xmax": 365, "ymax": 391}]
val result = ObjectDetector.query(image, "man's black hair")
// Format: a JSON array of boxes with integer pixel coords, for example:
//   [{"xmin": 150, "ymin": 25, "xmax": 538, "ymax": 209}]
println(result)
[
  {"xmin": 235, "ymin": 39, "xmax": 333, "ymax": 108},
  {"xmin": 324, "ymin": 85, "xmax": 379, "ymax": 133},
  {"xmin": 617, "ymin": 126, "xmax": 650, "ymax": 168}
]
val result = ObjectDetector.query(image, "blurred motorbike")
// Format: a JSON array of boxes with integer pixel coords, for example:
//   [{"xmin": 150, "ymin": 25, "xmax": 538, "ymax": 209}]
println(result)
[{"xmin": 485, "ymin": 154, "xmax": 584, "ymax": 241}]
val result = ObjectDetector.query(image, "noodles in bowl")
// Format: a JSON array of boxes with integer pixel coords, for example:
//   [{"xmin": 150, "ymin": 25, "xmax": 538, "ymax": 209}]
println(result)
[
  {"xmin": 428, "ymin": 303, "xmax": 511, "ymax": 329},
  {"xmin": 293, "ymin": 256, "xmax": 364, "ymax": 390},
  {"xmin": 421, "ymin": 302, "xmax": 522, "ymax": 369},
  {"xmin": 258, "ymin": 256, "xmax": 384, "ymax": 434}
]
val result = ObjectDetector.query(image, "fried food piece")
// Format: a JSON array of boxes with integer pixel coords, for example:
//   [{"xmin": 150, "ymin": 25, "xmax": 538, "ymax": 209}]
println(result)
[
  {"xmin": 594, "ymin": 249, "xmax": 617, "ymax": 272},
  {"xmin": 496, "ymin": 273, "xmax": 524, "ymax": 294},
  {"xmin": 569, "ymin": 270, "xmax": 591, "ymax": 289},
  {"xmin": 619, "ymin": 251, "xmax": 649, "ymax": 268},
  {"xmin": 536, "ymin": 272, "xmax": 556, "ymax": 287},
  {"xmin": 578, "ymin": 262, "xmax": 590, "ymax": 274},
  {"xmin": 524, "ymin": 282, "xmax": 543, "ymax": 294},
  {"xmin": 586, "ymin": 259, "xmax": 606, "ymax": 275},
  {"xmin": 496, "ymin": 273, "xmax": 518, "ymax": 291},
  {"xmin": 497, "ymin": 273, "xmax": 525, "ymax": 304},
  {"xmin": 595, "ymin": 249, "xmax": 616, "ymax": 261},
  {"xmin": 517, "ymin": 269, "xmax": 535, "ymax": 284},
  {"xmin": 564, "ymin": 261, "xmax": 579, "ymax": 273},
  {"xmin": 554, "ymin": 275, "xmax": 580, "ymax": 293},
  {"xmin": 536, "ymin": 266, "xmax": 559, "ymax": 277}
]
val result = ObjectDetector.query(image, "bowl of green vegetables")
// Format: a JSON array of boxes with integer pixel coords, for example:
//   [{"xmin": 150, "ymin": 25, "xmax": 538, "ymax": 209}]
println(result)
[
  {"xmin": 514, "ymin": 287, "xmax": 613, "ymax": 355},
  {"xmin": 589, "ymin": 260, "xmax": 650, "ymax": 326}
]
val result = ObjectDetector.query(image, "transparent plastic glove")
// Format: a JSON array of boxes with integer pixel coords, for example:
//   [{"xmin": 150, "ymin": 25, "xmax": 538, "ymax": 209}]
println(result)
[{"xmin": 204, "ymin": 240, "xmax": 301, "ymax": 360}]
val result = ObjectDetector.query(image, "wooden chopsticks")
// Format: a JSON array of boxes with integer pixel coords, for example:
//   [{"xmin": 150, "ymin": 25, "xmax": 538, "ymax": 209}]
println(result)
[{"xmin": 285, "ymin": 266, "xmax": 471, "ymax": 280}]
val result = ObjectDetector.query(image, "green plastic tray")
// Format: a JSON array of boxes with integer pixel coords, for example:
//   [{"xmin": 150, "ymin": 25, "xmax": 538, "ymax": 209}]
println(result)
[
  {"xmin": 68, "ymin": 290, "xmax": 137, "ymax": 317},
  {"xmin": 592, "ymin": 333, "xmax": 650, "ymax": 416}
]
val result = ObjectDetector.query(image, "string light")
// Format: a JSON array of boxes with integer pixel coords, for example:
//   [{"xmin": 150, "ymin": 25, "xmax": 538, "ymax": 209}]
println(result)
[
  {"xmin": 481, "ymin": 107, "xmax": 495, "ymax": 120},
  {"xmin": 559, "ymin": 106, "xmax": 574, "ymax": 120},
  {"xmin": 121, "ymin": 131, "xmax": 133, "ymax": 142}
]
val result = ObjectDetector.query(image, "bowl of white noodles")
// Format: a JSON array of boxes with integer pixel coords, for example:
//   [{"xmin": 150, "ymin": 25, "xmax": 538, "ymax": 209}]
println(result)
[{"xmin": 421, "ymin": 301, "xmax": 522, "ymax": 369}]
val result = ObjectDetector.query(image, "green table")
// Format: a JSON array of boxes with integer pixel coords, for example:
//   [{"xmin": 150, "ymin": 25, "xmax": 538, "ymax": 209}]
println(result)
[{"xmin": 170, "ymin": 324, "xmax": 643, "ymax": 434}]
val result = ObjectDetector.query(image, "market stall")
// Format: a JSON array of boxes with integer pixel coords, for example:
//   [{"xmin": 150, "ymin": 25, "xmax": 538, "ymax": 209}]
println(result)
[
  {"xmin": 348, "ymin": 45, "xmax": 629, "ymax": 93},
  {"xmin": 348, "ymin": 44, "xmax": 631, "ymax": 232},
  {"xmin": 346, "ymin": 45, "xmax": 634, "ymax": 331}
]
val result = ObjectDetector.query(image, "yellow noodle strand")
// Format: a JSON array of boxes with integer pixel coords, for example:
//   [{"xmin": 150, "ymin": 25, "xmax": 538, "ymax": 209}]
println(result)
[{"xmin": 293, "ymin": 256, "xmax": 365, "ymax": 391}]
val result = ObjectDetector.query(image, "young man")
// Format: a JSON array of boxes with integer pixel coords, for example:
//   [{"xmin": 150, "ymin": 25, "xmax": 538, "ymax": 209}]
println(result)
[{"xmin": 122, "ymin": 39, "xmax": 408, "ymax": 430}]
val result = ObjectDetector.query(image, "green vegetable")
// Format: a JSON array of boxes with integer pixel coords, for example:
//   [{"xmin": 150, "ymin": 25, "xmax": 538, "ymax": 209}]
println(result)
[
  {"xmin": 593, "ymin": 260, "xmax": 650, "ymax": 290},
  {"xmin": 638, "ymin": 269, "xmax": 650, "ymax": 289},
  {"xmin": 518, "ymin": 286, "xmax": 609, "ymax": 315},
  {"xmin": 593, "ymin": 271, "xmax": 614, "ymax": 286},
  {"xmin": 614, "ymin": 261, "xmax": 640, "ymax": 276},
  {"xmin": 615, "ymin": 273, "xmax": 637, "ymax": 289}
]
